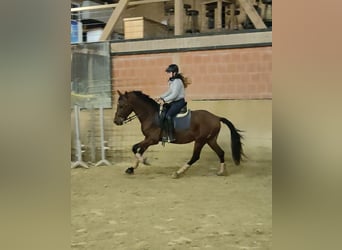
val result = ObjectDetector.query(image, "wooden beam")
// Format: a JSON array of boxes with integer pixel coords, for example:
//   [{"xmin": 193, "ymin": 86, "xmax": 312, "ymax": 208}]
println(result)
[
  {"xmin": 99, "ymin": 0, "xmax": 130, "ymax": 41},
  {"xmin": 174, "ymin": 0, "xmax": 184, "ymax": 35},
  {"xmin": 72, "ymin": 48, "xmax": 108, "ymax": 56},
  {"xmin": 71, "ymin": 0, "xmax": 170, "ymax": 12},
  {"xmin": 110, "ymin": 31, "xmax": 272, "ymax": 54},
  {"xmin": 216, "ymin": 0, "xmax": 222, "ymax": 29},
  {"xmin": 238, "ymin": 0, "xmax": 266, "ymax": 29}
]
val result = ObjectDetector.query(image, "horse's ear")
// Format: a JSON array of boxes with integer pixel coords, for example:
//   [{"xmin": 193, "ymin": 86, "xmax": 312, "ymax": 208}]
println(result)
[{"xmin": 117, "ymin": 90, "xmax": 123, "ymax": 96}]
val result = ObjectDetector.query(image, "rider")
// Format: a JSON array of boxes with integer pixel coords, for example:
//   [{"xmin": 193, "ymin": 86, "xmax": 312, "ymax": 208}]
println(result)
[{"xmin": 156, "ymin": 64, "xmax": 190, "ymax": 142}]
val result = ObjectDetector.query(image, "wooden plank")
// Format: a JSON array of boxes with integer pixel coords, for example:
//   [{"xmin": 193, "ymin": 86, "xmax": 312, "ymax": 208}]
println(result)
[
  {"xmin": 201, "ymin": 0, "xmax": 232, "ymax": 4},
  {"xmin": 123, "ymin": 17, "xmax": 144, "ymax": 39},
  {"xmin": 99, "ymin": 0, "xmax": 130, "ymax": 41},
  {"xmin": 200, "ymin": 4, "xmax": 207, "ymax": 32},
  {"xmin": 72, "ymin": 48, "xmax": 108, "ymax": 56},
  {"xmin": 71, "ymin": 0, "xmax": 169, "ymax": 12},
  {"xmin": 238, "ymin": 0, "xmax": 266, "ymax": 29},
  {"xmin": 124, "ymin": 16, "xmax": 169, "ymax": 39}
]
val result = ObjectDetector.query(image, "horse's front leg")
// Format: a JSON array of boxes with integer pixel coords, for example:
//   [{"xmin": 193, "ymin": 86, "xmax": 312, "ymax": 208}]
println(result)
[
  {"xmin": 125, "ymin": 138, "xmax": 158, "ymax": 174},
  {"xmin": 133, "ymin": 143, "xmax": 148, "ymax": 164},
  {"xmin": 125, "ymin": 142, "xmax": 144, "ymax": 174}
]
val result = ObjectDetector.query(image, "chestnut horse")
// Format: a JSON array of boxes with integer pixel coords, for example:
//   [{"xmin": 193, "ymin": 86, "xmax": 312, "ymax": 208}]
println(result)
[{"xmin": 113, "ymin": 90, "xmax": 244, "ymax": 178}]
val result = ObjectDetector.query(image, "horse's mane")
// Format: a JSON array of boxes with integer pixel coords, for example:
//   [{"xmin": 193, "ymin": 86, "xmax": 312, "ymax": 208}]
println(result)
[{"xmin": 131, "ymin": 91, "xmax": 159, "ymax": 111}]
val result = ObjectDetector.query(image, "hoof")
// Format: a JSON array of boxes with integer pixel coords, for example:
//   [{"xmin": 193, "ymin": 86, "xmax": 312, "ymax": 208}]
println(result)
[
  {"xmin": 142, "ymin": 158, "xmax": 150, "ymax": 166},
  {"xmin": 172, "ymin": 172, "xmax": 184, "ymax": 179},
  {"xmin": 216, "ymin": 170, "xmax": 227, "ymax": 176},
  {"xmin": 125, "ymin": 167, "xmax": 134, "ymax": 175},
  {"xmin": 171, "ymin": 172, "xmax": 179, "ymax": 179}
]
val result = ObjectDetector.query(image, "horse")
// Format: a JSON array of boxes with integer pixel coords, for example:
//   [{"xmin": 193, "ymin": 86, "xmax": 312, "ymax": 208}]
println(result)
[{"xmin": 113, "ymin": 90, "xmax": 244, "ymax": 178}]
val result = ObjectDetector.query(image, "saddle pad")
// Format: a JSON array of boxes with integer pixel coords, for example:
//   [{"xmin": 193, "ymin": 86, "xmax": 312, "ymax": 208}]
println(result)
[{"xmin": 174, "ymin": 110, "xmax": 191, "ymax": 131}]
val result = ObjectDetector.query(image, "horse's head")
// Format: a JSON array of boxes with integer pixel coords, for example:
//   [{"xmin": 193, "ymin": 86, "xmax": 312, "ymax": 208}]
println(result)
[{"xmin": 114, "ymin": 90, "xmax": 134, "ymax": 125}]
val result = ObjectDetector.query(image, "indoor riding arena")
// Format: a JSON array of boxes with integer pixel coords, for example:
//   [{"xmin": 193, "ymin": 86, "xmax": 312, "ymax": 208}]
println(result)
[{"xmin": 71, "ymin": 1, "xmax": 272, "ymax": 249}]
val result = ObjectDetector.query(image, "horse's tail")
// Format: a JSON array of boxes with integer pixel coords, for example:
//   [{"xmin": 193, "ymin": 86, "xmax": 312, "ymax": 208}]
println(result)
[{"xmin": 220, "ymin": 117, "xmax": 245, "ymax": 165}]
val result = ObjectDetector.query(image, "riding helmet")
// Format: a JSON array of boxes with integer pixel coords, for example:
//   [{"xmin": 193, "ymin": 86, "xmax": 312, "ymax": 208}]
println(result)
[{"xmin": 165, "ymin": 64, "xmax": 179, "ymax": 74}]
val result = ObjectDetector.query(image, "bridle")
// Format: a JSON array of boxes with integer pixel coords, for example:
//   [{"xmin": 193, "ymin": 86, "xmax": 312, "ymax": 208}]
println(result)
[
  {"xmin": 117, "ymin": 99, "xmax": 138, "ymax": 124},
  {"xmin": 123, "ymin": 114, "xmax": 137, "ymax": 124}
]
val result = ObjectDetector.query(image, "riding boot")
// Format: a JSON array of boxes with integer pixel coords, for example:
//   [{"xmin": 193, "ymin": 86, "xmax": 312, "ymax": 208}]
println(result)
[
  {"xmin": 162, "ymin": 119, "xmax": 168, "ymax": 142},
  {"xmin": 166, "ymin": 117, "xmax": 176, "ymax": 142}
]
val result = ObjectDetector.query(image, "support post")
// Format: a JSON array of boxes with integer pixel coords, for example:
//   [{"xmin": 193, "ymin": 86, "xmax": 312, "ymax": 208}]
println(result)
[
  {"xmin": 99, "ymin": 0, "xmax": 130, "ymax": 41},
  {"xmin": 238, "ymin": 0, "xmax": 267, "ymax": 29},
  {"xmin": 174, "ymin": 0, "xmax": 184, "ymax": 35},
  {"xmin": 216, "ymin": 0, "xmax": 223, "ymax": 29},
  {"xmin": 71, "ymin": 105, "xmax": 89, "ymax": 169},
  {"xmin": 95, "ymin": 107, "xmax": 111, "ymax": 167}
]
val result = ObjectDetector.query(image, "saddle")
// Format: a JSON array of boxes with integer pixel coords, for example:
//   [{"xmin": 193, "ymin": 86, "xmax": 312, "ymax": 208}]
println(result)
[
  {"xmin": 158, "ymin": 103, "xmax": 191, "ymax": 131},
  {"xmin": 159, "ymin": 102, "xmax": 187, "ymax": 119},
  {"xmin": 176, "ymin": 103, "xmax": 189, "ymax": 117}
]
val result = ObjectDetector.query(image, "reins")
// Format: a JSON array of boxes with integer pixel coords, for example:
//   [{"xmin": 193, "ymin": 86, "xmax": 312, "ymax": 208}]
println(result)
[{"xmin": 123, "ymin": 114, "xmax": 138, "ymax": 124}]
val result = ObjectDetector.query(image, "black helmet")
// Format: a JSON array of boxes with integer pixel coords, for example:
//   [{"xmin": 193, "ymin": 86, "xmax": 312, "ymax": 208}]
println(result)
[{"xmin": 165, "ymin": 64, "xmax": 179, "ymax": 74}]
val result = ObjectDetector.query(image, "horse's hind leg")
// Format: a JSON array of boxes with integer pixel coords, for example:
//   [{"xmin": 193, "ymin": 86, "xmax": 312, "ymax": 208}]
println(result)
[
  {"xmin": 207, "ymin": 137, "xmax": 226, "ymax": 176},
  {"xmin": 172, "ymin": 139, "xmax": 206, "ymax": 178}
]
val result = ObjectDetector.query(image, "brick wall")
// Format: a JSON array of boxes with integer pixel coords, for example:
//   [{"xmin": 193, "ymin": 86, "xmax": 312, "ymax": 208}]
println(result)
[{"xmin": 111, "ymin": 46, "xmax": 272, "ymax": 101}]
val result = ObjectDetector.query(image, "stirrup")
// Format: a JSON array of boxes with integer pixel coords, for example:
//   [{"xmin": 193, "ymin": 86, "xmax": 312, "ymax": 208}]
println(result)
[
  {"xmin": 162, "ymin": 136, "xmax": 168, "ymax": 142},
  {"xmin": 167, "ymin": 136, "xmax": 176, "ymax": 142}
]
